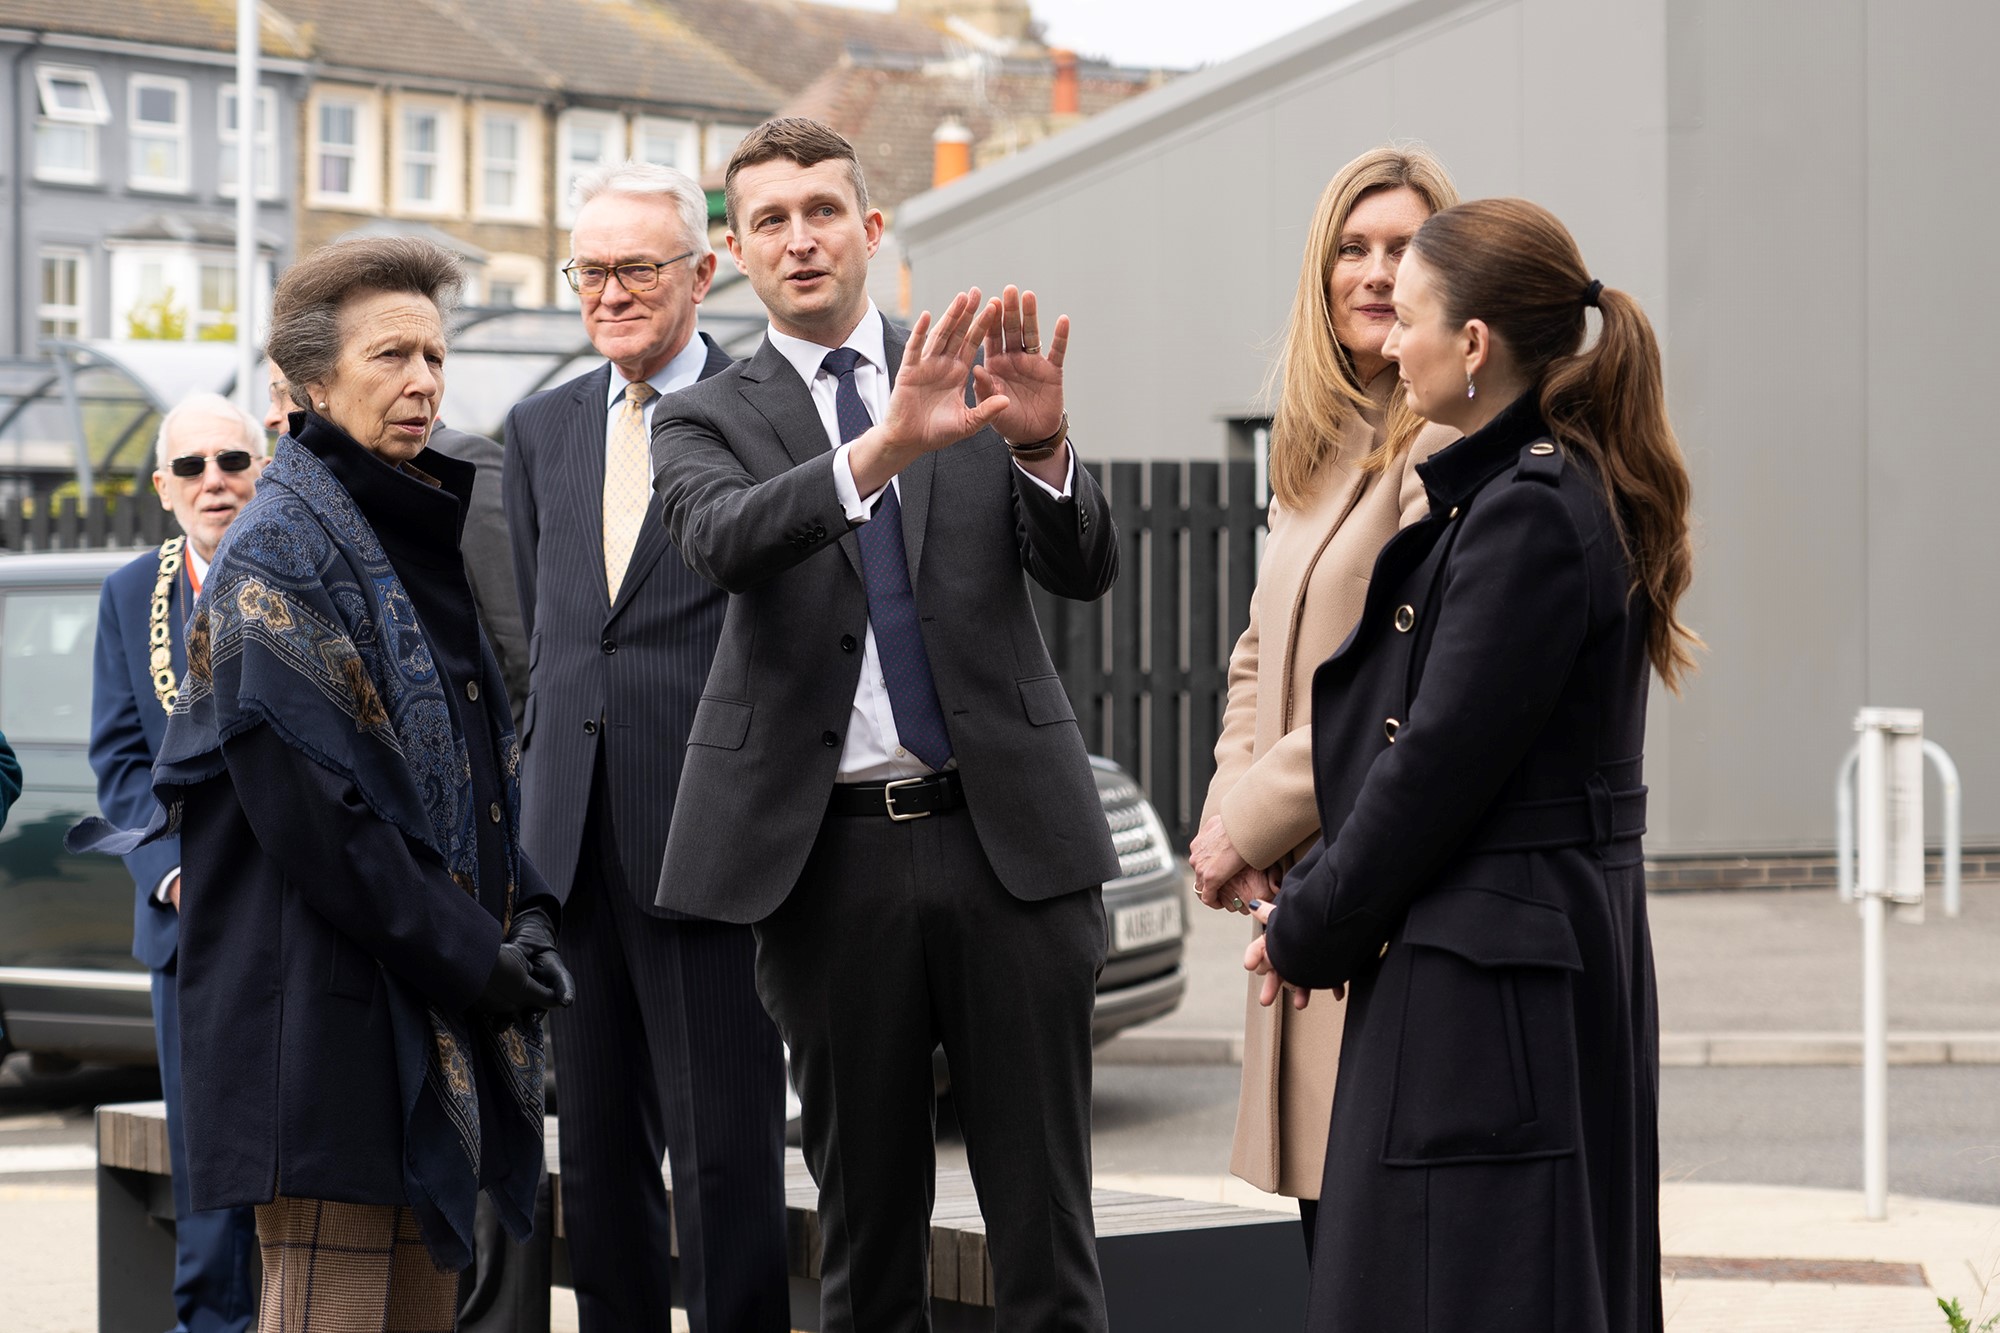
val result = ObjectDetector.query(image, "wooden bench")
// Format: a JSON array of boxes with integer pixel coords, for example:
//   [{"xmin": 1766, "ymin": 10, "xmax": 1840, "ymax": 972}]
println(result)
[{"xmin": 99, "ymin": 1101, "xmax": 1306, "ymax": 1330}]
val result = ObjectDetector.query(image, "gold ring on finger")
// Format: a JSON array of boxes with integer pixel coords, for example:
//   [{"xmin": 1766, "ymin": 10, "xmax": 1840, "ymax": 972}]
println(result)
[{"xmin": 1022, "ymin": 343, "xmax": 1040, "ymax": 354}]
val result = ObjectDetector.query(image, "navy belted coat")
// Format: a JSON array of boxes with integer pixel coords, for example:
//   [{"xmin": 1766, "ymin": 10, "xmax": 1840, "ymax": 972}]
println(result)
[{"xmin": 1265, "ymin": 392, "xmax": 1664, "ymax": 1332}]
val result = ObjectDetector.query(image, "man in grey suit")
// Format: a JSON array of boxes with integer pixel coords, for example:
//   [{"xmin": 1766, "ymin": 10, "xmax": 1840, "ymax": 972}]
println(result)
[
  {"xmin": 653, "ymin": 118, "xmax": 1120, "ymax": 1333},
  {"xmin": 502, "ymin": 162, "xmax": 789, "ymax": 1333}
]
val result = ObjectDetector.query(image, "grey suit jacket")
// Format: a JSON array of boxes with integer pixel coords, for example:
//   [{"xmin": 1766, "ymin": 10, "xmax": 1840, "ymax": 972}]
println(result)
[{"xmin": 651, "ymin": 324, "xmax": 1120, "ymax": 925}]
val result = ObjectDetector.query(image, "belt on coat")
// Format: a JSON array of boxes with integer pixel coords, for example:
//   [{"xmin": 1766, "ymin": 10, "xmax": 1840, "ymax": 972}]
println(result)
[
  {"xmin": 828, "ymin": 771, "xmax": 964, "ymax": 820},
  {"xmin": 1464, "ymin": 768, "xmax": 1647, "ymax": 852}
]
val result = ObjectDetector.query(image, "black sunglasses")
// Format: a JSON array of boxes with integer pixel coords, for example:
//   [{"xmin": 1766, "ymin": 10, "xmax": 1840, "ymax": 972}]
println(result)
[{"xmin": 167, "ymin": 450, "xmax": 255, "ymax": 478}]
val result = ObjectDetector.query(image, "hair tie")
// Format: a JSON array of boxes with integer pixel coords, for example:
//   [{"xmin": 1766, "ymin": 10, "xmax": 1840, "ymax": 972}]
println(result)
[{"xmin": 1583, "ymin": 278, "xmax": 1604, "ymax": 308}]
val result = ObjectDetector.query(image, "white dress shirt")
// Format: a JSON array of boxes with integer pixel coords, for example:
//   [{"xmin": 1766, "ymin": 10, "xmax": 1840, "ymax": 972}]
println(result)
[
  {"xmin": 155, "ymin": 544, "xmax": 213, "ymax": 905},
  {"xmin": 603, "ymin": 329, "xmax": 711, "ymax": 430},
  {"xmin": 762, "ymin": 303, "xmax": 1073, "ymax": 783}
]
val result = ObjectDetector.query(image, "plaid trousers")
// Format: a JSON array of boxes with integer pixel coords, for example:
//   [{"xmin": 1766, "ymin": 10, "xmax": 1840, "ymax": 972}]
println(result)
[{"xmin": 254, "ymin": 1196, "xmax": 459, "ymax": 1333}]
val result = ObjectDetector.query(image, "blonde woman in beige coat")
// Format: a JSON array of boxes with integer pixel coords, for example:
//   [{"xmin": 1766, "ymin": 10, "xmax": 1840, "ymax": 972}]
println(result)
[{"xmin": 1189, "ymin": 145, "xmax": 1458, "ymax": 1252}]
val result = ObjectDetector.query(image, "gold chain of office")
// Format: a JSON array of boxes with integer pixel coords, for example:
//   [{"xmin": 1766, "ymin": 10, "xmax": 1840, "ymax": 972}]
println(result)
[{"xmin": 148, "ymin": 535, "xmax": 186, "ymax": 714}]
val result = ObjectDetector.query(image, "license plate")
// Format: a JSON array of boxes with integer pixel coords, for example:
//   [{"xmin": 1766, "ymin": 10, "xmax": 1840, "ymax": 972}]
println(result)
[{"xmin": 1112, "ymin": 896, "xmax": 1183, "ymax": 952}]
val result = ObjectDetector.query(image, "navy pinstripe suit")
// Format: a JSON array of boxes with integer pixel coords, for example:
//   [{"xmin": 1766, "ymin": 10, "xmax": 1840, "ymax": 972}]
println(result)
[{"xmin": 502, "ymin": 337, "xmax": 789, "ymax": 1333}]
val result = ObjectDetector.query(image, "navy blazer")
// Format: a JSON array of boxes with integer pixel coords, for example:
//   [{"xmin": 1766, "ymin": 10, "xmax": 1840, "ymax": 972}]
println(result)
[
  {"xmin": 502, "ymin": 335, "xmax": 732, "ymax": 916},
  {"xmin": 89, "ymin": 546, "xmax": 187, "ymax": 970}
]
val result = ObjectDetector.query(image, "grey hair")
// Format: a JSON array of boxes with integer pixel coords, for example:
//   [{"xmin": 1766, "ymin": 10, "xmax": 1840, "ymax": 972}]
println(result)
[
  {"xmin": 570, "ymin": 160, "xmax": 713, "ymax": 259},
  {"xmin": 155, "ymin": 391, "xmax": 264, "ymax": 471},
  {"xmin": 266, "ymin": 236, "xmax": 463, "ymax": 401}
]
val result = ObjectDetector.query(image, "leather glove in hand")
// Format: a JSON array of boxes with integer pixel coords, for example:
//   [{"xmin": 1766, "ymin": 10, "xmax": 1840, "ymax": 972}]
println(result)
[
  {"xmin": 505, "ymin": 907, "xmax": 575, "ymax": 1009},
  {"xmin": 476, "ymin": 942, "xmax": 558, "ymax": 1016}
]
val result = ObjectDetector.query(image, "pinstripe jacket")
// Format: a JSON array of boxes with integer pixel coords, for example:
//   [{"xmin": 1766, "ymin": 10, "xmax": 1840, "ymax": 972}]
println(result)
[{"xmin": 502, "ymin": 336, "xmax": 732, "ymax": 916}]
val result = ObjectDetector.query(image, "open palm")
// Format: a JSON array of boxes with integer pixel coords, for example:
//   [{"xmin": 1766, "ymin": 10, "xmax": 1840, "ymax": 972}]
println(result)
[
  {"xmin": 975, "ymin": 285, "xmax": 1068, "ymax": 444},
  {"xmin": 880, "ymin": 289, "xmax": 1008, "ymax": 454}
]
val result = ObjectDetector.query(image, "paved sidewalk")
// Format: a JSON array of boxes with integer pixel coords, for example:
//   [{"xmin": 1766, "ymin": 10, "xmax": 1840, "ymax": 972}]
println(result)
[{"xmin": 1104, "ymin": 879, "xmax": 2000, "ymax": 1066}]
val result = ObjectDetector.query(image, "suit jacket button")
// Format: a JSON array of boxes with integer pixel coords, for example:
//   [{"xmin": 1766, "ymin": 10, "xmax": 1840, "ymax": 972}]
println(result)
[
  {"xmin": 840, "ymin": 635, "xmax": 857, "ymax": 652},
  {"xmin": 465, "ymin": 681, "xmax": 480, "ymax": 701},
  {"xmin": 821, "ymin": 730, "xmax": 839, "ymax": 747},
  {"xmin": 601, "ymin": 638, "xmax": 616, "ymax": 655},
  {"xmin": 583, "ymin": 719, "xmax": 599, "ymax": 735},
  {"xmin": 1393, "ymin": 605, "xmax": 1416, "ymax": 633},
  {"xmin": 813, "ymin": 524, "xmax": 827, "ymax": 539}
]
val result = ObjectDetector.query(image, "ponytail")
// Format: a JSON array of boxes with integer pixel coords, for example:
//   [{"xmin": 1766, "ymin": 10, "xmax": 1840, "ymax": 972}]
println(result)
[{"xmin": 1411, "ymin": 199, "xmax": 1702, "ymax": 690}]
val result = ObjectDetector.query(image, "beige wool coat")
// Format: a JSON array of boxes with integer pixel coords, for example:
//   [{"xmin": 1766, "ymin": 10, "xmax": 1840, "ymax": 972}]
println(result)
[{"xmin": 1203, "ymin": 374, "xmax": 1454, "ymax": 1198}]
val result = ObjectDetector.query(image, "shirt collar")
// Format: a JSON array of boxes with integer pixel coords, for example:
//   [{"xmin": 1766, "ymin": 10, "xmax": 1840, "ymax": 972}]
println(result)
[
  {"xmin": 764, "ymin": 303, "xmax": 885, "ymax": 388},
  {"xmin": 605, "ymin": 332, "xmax": 710, "ymax": 411},
  {"xmin": 1414, "ymin": 390, "xmax": 1552, "ymax": 512},
  {"xmin": 187, "ymin": 544, "xmax": 211, "ymax": 588}
]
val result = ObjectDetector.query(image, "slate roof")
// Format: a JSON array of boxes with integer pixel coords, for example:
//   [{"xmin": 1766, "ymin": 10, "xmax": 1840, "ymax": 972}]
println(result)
[
  {"xmin": 0, "ymin": 0, "xmax": 314, "ymax": 60},
  {"xmin": 656, "ymin": 0, "xmax": 952, "ymax": 98}
]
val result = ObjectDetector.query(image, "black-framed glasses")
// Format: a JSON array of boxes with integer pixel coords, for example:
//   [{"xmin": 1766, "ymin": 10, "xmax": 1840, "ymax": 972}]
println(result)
[
  {"xmin": 167, "ymin": 450, "xmax": 255, "ymax": 478},
  {"xmin": 561, "ymin": 251, "xmax": 696, "ymax": 294}
]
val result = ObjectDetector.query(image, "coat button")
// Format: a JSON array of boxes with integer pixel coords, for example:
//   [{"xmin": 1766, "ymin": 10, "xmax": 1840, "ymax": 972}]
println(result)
[
  {"xmin": 1529, "ymin": 441, "xmax": 1556, "ymax": 456},
  {"xmin": 1393, "ymin": 605, "xmax": 1415, "ymax": 633},
  {"xmin": 601, "ymin": 638, "xmax": 616, "ymax": 655},
  {"xmin": 1384, "ymin": 717, "xmax": 1401, "ymax": 743},
  {"xmin": 582, "ymin": 719, "xmax": 598, "ymax": 735},
  {"xmin": 821, "ymin": 730, "xmax": 839, "ymax": 748},
  {"xmin": 840, "ymin": 634, "xmax": 857, "ymax": 652},
  {"xmin": 465, "ymin": 681, "xmax": 480, "ymax": 701},
  {"xmin": 1448, "ymin": 506, "xmax": 1460, "ymax": 519},
  {"xmin": 488, "ymin": 802, "xmax": 503, "ymax": 823},
  {"xmin": 1379, "ymin": 940, "xmax": 1390, "ymax": 959}
]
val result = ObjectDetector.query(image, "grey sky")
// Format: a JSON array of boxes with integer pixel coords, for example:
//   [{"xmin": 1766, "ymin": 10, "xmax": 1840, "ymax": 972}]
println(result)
[{"xmin": 812, "ymin": 0, "xmax": 1359, "ymax": 71}]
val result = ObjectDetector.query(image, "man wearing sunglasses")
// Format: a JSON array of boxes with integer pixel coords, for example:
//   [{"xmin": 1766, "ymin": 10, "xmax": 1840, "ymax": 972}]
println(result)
[
  {"xmin": 502, "ymin": 162, "xmax": 789, "ymax": 1333},
  {"xmin": 88, "ymin": 390, "xmax": 266, "ymax": 1333}
]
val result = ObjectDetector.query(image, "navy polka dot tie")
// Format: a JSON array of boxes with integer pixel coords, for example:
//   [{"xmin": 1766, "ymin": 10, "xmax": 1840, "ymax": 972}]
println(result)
[{"xmin": 822, "ymin": 348, "xmax": 954, "ymax": 771}]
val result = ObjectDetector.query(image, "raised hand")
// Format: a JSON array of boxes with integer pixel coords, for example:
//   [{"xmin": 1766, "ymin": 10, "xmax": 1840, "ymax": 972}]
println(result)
[
  {"xmin": 877, "ymin": 288, "xmax": 1008, "ymax": 457},
  {"xmin": 973, "ymin": 285, "xmax": 1068, "ymax": 446}
]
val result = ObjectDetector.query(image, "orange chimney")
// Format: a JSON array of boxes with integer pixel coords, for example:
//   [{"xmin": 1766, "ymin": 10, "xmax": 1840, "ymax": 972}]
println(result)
[
  {"xmin": 1051, "ymin": 48, "xmax": 1079, "ymax": 117},
  {"xmin": 933, "ymin": 117, "xmax": 973, "ymax": 188}
]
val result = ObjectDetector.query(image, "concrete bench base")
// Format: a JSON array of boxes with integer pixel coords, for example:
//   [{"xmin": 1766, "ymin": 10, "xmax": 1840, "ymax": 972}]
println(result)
[{"xmin": 99, "ymin": 1102, "xmax": 1305, "ymax": 1330}]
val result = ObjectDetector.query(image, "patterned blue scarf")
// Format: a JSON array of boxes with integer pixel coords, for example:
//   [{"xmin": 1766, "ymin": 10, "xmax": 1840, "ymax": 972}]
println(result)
[{"xmin": 73, "ymin": 434, "xmax": 543, "ymax": 1269}]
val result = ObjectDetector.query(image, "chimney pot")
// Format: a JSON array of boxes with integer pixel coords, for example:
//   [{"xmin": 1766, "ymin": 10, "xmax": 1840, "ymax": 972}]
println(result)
[{"xmin": 1051, "ymin": 47, "xmax": 1079, "ymax": 117}]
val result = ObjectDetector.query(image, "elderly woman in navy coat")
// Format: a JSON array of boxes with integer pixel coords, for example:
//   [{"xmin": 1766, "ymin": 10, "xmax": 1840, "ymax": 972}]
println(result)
[
  {"xmin": 83, "ymin": 236, "xmax": 575, "ymax": 1330},
  {"xmin": 1248, "ymin": 198, "xmax": 1699, "ymax": 1332}
]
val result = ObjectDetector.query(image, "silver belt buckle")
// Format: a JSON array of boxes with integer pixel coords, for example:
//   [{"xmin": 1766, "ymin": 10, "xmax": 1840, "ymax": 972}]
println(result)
[{"xmin": 882, "ymin": 776, "xmax": 931, "ymax": 821}]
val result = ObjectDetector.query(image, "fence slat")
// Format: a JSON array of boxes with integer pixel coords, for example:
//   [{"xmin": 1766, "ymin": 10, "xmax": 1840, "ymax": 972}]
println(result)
[
  {"xmin": 1147, "ymin": 462, "xmax": 1184, "ymax": 840},
  {"xmin": 1185, "ymin": 464, "xmax": 1225, "ymax": 839},
  {"xmin": 1106, "ymin": 462, "xmax": 1145, "ymax": 792}
]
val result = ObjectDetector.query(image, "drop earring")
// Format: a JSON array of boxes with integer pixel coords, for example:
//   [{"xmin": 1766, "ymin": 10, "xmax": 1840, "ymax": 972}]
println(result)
[{"xmin": 1466, "ymin": 373, "xmax": 1476, "ymax": 400}]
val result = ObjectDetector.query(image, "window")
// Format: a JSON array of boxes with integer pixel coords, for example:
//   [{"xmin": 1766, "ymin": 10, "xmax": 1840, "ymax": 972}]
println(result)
[
  {"xmin": 34, "ymin": 65, "xmax": 109, "ymax": 183},
  {"xmin": 314, "ymin": 95, "xmax": 363, "ymax": 201},
  {"xmin": 557, "ymin": 109, "xmax": 622, "ymax": 223},
  {"xmin": 704, "ymin": 123, "xmax": 754, "ymax": 172},
  {"xmin": 219, "ymin": 85, "xmax": 279, "ymax": 199},
  {"xmin": 393, "ymin": 97, "xmax": 459, "ymax": 214},
  {"xmin": 475, "ymin": 107, "xmax": 538, "ymax": 221},
  {"xmin": 636, "ymin": 116, "xmax": 698, "ymax": 173},
  {"xmin": 128, "ymin": 75, "xmax": 189, "ymax": 191},
  {"xmin": 38, "ymin": 250, "xmax": 88, "ymax": 340},
  {"xmin": 197, "ymin": 262, "xmax": 236, "ymax": 339},
  {"xmin": 484, "ymin": 252, "xmax": 545, "ymax": 309}
]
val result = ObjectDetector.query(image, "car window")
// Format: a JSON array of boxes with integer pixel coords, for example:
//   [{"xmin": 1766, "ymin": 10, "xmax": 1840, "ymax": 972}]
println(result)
[{"xmin": 1, "ymin": 589, "xmax": 102, "ymax": 744}]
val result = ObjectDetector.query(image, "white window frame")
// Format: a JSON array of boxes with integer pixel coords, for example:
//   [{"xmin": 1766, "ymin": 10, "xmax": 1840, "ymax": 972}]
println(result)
[
  {"xmin": 556, "ymin": 108, "xmax": 623, "ymax": 225},
  {"xmin": 127, "ymin": 74, "xmax": 191, "ymax": 193},
  {"xmin": 393, "ymin": 95, "xmax": 461, "ymax": 216},
  {"xmin": 34, "ymin": 65, "xmax": 110, "ymax": 185},
  {"xmin": 195, "ymin": 259, "xmax": 237, "ymax": 339},
  {"xmin": 634, "ymin": 116, "xmax": 699, "ymax": 174},
  {"xmin": 308, "ymin": 89, "xmax": 376, "ymax": 209},
  {"xmin": 474, "ymin": 105, "xmax": 539, "ymax": 222},
  {"xmin": 219, "ymin": 84, "xmax": 280, "ymax": 200},
  {"xmin": 704, "ymin": 122, "xmax": 755, "ymax": 173},
  {"xmin": 483, "ymin": 252, "xmax": 546, "ymax": 309},
  {"xmin": 37, "ymin": 248, "xmax": 90, "ymax": 341}
]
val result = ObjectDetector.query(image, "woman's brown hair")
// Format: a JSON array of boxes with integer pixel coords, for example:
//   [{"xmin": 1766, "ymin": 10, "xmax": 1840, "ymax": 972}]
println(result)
[
  {"xmin": 1268, "ymin": 145, "xmax": 1458, "ymax": 508},
  {"xmin": 1409, "ymin": 197, "xmax": 1700, "ymax": 689}
]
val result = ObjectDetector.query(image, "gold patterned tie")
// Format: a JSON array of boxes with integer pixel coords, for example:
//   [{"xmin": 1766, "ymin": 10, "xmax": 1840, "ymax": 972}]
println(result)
[{"xmin": 602, "ymin": 380, "xmax": 658, "ymax": 600}]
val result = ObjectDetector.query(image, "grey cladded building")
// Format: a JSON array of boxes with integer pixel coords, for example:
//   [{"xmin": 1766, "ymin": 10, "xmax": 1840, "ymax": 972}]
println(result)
[{"xmin": 896, "ymin": 0, "xmax": 2000, "ymax": 867}]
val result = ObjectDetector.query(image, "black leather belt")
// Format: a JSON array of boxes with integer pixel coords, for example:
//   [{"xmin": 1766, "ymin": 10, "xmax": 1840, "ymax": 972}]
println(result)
[{"xmin": 829, "ymin": 771, "xmax": 963, "ymax": 821}]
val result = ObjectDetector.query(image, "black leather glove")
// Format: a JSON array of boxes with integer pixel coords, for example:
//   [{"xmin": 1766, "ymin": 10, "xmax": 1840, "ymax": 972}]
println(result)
[
  {"xmin": 506, "ymin": 907, "xmax": 575, "ymax": 1009},
  {"xmin": 476, "ymin": 941, "xmax": 557, "ymax": 1015}
]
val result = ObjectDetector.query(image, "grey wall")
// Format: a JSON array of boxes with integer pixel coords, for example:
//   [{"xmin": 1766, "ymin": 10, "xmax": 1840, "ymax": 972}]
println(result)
[
  {"xmin": 0, "ymin": 36, "xmax": 300, "ymax": 358},
  {"xmin": 899, "ymin": 0, "xmax": 2000, "ymax": 856}
]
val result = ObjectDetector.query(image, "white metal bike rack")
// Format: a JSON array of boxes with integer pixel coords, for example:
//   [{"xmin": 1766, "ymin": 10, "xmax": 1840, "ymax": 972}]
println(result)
[{"xmin": 1835, "ymin": 736, "xmax": 1963, "ymax": 918}]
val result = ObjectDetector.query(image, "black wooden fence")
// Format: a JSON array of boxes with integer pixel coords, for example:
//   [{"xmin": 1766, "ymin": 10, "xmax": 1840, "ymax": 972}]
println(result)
[
  {"xmin": 1030, "ymin": 460, "xmax": 1267, "ymax": 850},
  {"xmin": 6, "ymin": 465, "xmax": 1268, "ymax": 850}
]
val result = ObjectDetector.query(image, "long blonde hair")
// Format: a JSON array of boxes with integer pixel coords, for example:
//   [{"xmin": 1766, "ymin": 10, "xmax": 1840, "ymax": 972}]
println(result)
[{"xmin": 1269, "ymin": 145, "xmax": 1458, "ymax": 508}]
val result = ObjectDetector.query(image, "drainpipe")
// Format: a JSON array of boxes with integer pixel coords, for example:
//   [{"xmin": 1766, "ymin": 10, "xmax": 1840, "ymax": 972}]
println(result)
[{"xmin": 10, "ymin": 35, "xmax": 43, "ymax": 359}]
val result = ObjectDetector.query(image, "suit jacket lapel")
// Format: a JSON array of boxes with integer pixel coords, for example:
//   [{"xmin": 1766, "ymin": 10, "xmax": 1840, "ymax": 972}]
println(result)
[
  {"xmin": 881, "ymin": 325, "xmax": 937, "ymax": 586},
  {"xmin": 739, "ymin": 335, "xmax": 863, "ymax": 581},
  {"xmin": 564, "ymin": 365, "xmax": 614, "ymax": 611},
  {"xmin": 609, "ymin": 335, "xmax": 729, "ymax": 618}
]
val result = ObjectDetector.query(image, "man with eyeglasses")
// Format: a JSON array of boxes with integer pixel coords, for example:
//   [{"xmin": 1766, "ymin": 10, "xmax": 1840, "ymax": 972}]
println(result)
[
  {"xmin": 501, "ymin": 162, "xmax": 789, "ymax": 1333},
  {"xmin": 88, "ymin": 390, "xmax": 264, "ymax": 1333}
]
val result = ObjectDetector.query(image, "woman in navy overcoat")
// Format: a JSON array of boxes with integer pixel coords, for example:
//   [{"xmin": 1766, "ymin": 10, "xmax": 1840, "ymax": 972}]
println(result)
[{"xmin": 1252, "ymin": 198, "xmax": 1700, "ymax": 1333}]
